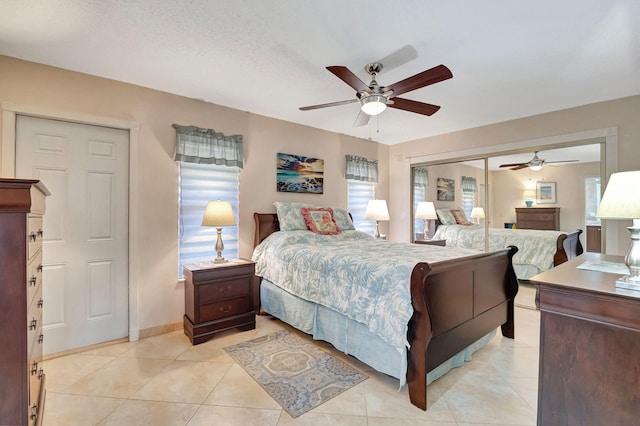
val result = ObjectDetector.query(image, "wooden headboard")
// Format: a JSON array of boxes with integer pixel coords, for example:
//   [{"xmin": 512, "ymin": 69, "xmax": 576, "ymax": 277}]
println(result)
[{"xmin": 253, "ymin": 211, "xmax": 354, "ymax": 248}]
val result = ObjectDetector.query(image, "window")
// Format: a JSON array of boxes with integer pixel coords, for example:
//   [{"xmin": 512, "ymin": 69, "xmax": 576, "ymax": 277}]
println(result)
[
  {"xmin": 414, "ymin": 185, "xmax": 426, "ymax": 237},
  {"xmin": 347, "ymin": 179, "xmax": 375, "ymax": 235},
  {"xmin": 461, "ymin": 191, "xmax": 475, "ymax": 219},
  {"xmin": 178, "ymin": 162, "xmax": 239, "ymax": 277}
]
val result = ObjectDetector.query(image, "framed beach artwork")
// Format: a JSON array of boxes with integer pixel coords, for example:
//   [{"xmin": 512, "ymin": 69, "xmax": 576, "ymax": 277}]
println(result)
[
  {"xmin": 276, "ymin": 153, "xmax": 324, "ymax": 194},
  {"xmin": 437, "ymin": 178, "xmax": 455, "ymax": 201},
  {"xmin": 536, "ymin": 181, "xmax": 557, "ymax": 204}
]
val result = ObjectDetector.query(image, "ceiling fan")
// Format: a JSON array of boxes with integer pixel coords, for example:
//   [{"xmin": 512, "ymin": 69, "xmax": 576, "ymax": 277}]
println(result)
[
  {"xmin": 299, "ymin": 62, "xmax": 453, "ymax": 126},
  {"xmin": 499, "ymin": 151, "xmax": 579, "ymax": 171}
]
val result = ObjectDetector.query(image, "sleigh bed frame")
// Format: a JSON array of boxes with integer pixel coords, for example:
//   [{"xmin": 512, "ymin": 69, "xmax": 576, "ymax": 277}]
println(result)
[{"xmin": 253, "ymin": 213, "xmax": 519, "ymax": 410}]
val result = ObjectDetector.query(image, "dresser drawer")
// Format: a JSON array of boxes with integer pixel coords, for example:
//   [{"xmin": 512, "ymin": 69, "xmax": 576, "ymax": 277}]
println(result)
[
  {"xmin": 199, "ymin": 296, "xmax": 252, "ymax": 323},
  {"xmin": 198, "ymin": 278, "xmax": 250, "ymax": 305},
  {"xmin": 27, "ymin": 255, "xmax": 43, "ymax": 307},
  {"xmin": 27, "ymin": 216, "xmax": 43, "ymax": 262},
  {"xmin": 517, "ymin": 212, "xmax": 556, "ymax": 222}
]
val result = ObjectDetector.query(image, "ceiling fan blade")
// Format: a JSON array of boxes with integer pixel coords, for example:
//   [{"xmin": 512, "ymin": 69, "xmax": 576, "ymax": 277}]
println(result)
[
  {"xmin": 388, "ymin": 98, "xmax": 441, "ymax": 116},
  {"xmin": 374, "ymin": 45, "xmax": 418, "ymax": 73},
  {"xmin": 353, "ymin": 110, "xmax": 371, "ymax": 127},
  {"xmin": 383, "ymin": 64, "xmax": 453, "ymax": 97},
  {"xmin": 499, "ymin": 162, "xmax": 527, "ymax": 168},
  {"xmin": 326, "ymin": 66, "xmax": 370, "ymax": 92},
  {"xmin": 510, "ymin": 164, "xmax": 530, "ymax": 171},
  {"xmin": 299, "ymin": 98, "xmax": 359, "ymax": 111},
  {"xmin": 544, "ymin": 160, "xmax": 580, "ymax": 164}
]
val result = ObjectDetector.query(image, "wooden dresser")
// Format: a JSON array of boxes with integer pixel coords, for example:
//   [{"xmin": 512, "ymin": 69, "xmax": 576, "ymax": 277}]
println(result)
[
  {"xmin": 0, "ymin": 178, "xmax": 49, "ymax": 426},
  {"xmin": 183, "ymin": 259, "xmax": 256, "ymax": 344},
  {"xmin": 531, "ymin": 253, "xmax": 640, "ymax": 425},
  {"xmin": 515, "ymin": 207, "xmax": 560, "ymax": 230}
]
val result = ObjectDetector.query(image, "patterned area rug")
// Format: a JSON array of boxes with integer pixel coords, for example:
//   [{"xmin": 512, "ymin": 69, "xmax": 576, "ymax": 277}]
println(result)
[{"xmin": 224, "ymin": 329, "xmax": 368, "ymax": 417}]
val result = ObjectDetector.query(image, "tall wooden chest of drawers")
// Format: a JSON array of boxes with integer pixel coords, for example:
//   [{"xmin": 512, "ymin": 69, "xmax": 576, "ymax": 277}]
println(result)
[
  {"xmin": 0, "ymin": 178, "xmax": 49, "ymax": 426},
  {"xmin": 183, "ymin": 259, "xmax": 256, "ymax": 345},
  {"xmin": 515, "ymin": 207, "xmax": 560, "ymax": 230}
]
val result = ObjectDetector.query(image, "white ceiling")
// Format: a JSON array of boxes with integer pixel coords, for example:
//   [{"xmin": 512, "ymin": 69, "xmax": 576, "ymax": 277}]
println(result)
[{"xmin": 1, "ymin": 1, "xmax": 639, "ymax": 145}]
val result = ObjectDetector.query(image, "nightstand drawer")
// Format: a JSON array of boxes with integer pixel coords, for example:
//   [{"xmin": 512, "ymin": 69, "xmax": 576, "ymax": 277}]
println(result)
[
  {"xmin": 199, "ymin": 297, "xmax": 252, "ymax": 322},
  {"xmin": 198, "ymin": 278, "xmax": 250, "ymax": 305}
]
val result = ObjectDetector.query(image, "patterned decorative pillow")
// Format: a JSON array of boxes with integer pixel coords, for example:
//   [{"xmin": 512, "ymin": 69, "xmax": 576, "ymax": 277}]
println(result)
[
  {"xmin": 274, "ymin": 201, "xmax": 314, "ymax": 231},
  {"xmin": 435, "ymin": 208, "xmax": 456, "ymax": 225},
  {"xmin": 301, "ymin": 207, "xmax": 341, "ymax": 235},
  {"xmin": 451, "ymin": 209, "xmax": 473, "ymax": 225},
  {"xmin": 331, "ymin": 207, "xmax": 356, "ymax": 231}
]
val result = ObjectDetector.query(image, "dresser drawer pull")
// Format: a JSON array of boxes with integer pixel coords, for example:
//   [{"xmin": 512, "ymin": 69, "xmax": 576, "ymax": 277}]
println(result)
[
  {"xmin": 38, "ymin": 368, "xmax": 44, "ymax": 379},
  {"xmin": 29, "ymin": 318, "xmax": 38, "ymax": 330},
  {"xmin": 31, "ymin": 404, "xmax": 39, "ymax": 421},
  {"xmin": 37, "ymin": 229, "xmax": 44, "ymax": 237},
  {"xmin": 29, "ymin": 232, "xmax": 37, "ymax": 242},
  {"xmin": 37, "ymin": 264, "xmax": 43, "ymax": 272},
  {"xmin": 31, "ymin": 361, "xmax": 38, "ymax": 375},
  {"xmin": 38, "ymin": 299, "xmax": 44, "ymax": 308},
  {"xmin": 29, "ymin": 275, "xmax": 37, "ymax": 286},
  {"xmin": 38, "ymin": 334, "xmax": 44, "ymax": 344},
  {"xmin": 220, "ymin": 305, "xmax": 232, "ymax": 313},
  {"xmin": 219, "ymin": 285, "xmax": 232, "ymax": 294}
]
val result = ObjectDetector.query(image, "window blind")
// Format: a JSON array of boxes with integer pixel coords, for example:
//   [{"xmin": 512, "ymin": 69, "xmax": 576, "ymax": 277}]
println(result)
[{"xmin": 347, "ymin": 180, "xmax": 375, "ymax": 235}]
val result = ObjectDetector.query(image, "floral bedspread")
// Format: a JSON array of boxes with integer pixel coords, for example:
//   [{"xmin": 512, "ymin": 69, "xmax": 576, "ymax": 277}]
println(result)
[
  {"xmin": 433, "ymin": 224, "xmax": 564, "ymax": 277},
  {"xmin": 252, "ymin": 230, "xmax": 481, "ymax": 353}
]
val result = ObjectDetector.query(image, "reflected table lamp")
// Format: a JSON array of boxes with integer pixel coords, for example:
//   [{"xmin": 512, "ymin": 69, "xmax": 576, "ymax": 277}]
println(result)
[
  {"xmin": 596, "ymin": 171, "xmax": 640, "ymax": 291},
  {"xmin": 415, "ymin": 201, "xmax": 437, "ymax": 239},
  {"xmin": 201, "ymin": 200, "xmax": 237, "ymax": 263},
  {"xmin": 364, "ymin": 199, "xmax": 390, "ymax": 239},
  {"xmin": 471, "ymin": 207, "xmax": 485, "ymax": 224},
  {"xmin": 523, "ymin": 189, "xmax": 537, "ymax": 207}
]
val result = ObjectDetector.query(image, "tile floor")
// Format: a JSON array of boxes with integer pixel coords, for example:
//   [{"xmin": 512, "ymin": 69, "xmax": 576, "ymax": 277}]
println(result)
[{"xmin": 43, "ymin": 290, "xmax": 540, "ymax": 425}]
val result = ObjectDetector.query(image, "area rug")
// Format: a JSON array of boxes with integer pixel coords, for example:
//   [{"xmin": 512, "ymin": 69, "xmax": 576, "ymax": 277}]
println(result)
[{"xmin": 223, "ymin": 329, "xmax": 368, "ymax": 417}]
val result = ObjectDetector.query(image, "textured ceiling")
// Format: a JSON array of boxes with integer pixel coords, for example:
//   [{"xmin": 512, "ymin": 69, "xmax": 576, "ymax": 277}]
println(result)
[{"xmin": 1, "ymin": 0, "xmax": 639, "ymax": 145}]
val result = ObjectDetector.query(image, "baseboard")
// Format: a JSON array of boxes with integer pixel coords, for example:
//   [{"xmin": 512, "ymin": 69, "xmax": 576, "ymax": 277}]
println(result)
[{"xmin": 139, "ymin": 322, "xmax": 183, "ymax": 339}]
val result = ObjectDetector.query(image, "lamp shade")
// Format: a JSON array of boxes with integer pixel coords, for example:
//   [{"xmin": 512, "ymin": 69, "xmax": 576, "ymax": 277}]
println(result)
[
  {"xmin": 471, "ymin": 207, "xmax": 485, "ymax": 219},
  {"xmin": 415, "ymin": 202, "xmax": 437, "ymax": 220},
  {"xmin": 596, "ymin": 171, "xmax": 640, "ymax": 219},
  {"xmin": 364, "ymin": 200, "xmax": 390, "ymax": 221},
  {"xmin": 201, "ymin": 200, "xmax": 237, "ymax": 227},
  {"xmin": 523, "ymin": 189, "xmax": 537, "ymax": 199}
]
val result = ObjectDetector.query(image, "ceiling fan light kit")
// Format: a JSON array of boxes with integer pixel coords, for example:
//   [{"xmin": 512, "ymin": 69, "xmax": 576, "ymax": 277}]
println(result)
[
  {"xmin": 360, "ymin": 94, "xmax": 387, "ymax": 115},
  {"xmin": 499, "ymin": 151, "xmax": 579, "ymax": 171}
]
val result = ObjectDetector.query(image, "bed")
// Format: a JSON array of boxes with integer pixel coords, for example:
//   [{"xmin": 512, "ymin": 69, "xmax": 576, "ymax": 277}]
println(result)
[
  {"xmin": 432, "ymin": 223, "xmax": 583, "ymax": 279},
  {"xmin": 252, "ymin": 210, "xmax": 519, "ymax": 410}
]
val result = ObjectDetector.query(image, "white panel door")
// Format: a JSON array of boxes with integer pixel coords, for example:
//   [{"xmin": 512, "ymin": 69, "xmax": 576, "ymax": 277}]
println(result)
[{"xmin": 16, "ymin": 115, "xmax": 129, "ymax": 354}]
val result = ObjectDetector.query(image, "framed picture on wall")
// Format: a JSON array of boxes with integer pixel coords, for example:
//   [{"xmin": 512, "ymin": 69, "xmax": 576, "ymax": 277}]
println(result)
[
  {"xmin": 536, "ymin": 181, "xmax": 557, "ymax": 204},
  {"xmin": 276, "ymin": 152, "xmax": 324, "ymax": 194},
  {"xmin": 437, "ymin": 178, "xmax": 455, "ymax": 201}
]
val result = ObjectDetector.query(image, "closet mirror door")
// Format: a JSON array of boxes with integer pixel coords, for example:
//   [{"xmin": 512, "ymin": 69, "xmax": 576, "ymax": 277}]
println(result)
[{"xmin": 411, "ymin": 159, "xmax": 487, "ymax": 250}]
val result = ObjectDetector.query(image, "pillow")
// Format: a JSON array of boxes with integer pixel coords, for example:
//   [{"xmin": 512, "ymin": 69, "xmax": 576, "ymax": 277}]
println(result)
[
  {"xmin": 451, "ymin": 209, "xmax": 473, "ymax": 225},
  {"xmin": 435, "ymin": 208, "xmax": 456, "ymax": 225},
  {"xmin": 301, "ymin": 207, "xmax": 341, "ymax": 235},
  {"xmin": 331, "ymin": 207, "xmax": 356, "ymax": 231},
  {"xmin": 274, "ymin": 201, "xmax": 314, "ymax": 231}
]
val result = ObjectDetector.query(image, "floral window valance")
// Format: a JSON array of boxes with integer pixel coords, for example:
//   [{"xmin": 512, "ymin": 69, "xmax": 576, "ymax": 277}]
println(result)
[
  {"xmin": 173, "ymin": 124, "xmax": 243, "ymax": 168},
  {"xmin": 345, "ymin": 155, "xmax": 378, "ymax": 182},
  {"xmin": 413, "ymin": 167, "xmax": 429, "ymax": 188},
  {"xmin": 461, "ymin": 176, "xmax": 477, "ymax": 193}
]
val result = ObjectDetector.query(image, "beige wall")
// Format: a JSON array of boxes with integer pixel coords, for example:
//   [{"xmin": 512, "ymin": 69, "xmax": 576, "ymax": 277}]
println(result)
[
  {"xmin": 390, "ymin": 95, "xmax": 640, "ymax": 255},
  {"xmin": 0, "ymin": 55, "xmax": 389, "ymax": 334}
]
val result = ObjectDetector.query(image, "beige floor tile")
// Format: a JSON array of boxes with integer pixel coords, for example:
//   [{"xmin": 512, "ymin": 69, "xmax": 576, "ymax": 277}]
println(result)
[
  {"xmin": 43, "ymin": 393, "xmax": 124, "ymax": 426},
  {"xmin": 79, "ymin": 340, "xmax": 137, "ymax": 356},
  {"xmin": 132, "ymin": 359, "xmax": 232, "ymax": 404},
  {"xmin": 97, "ymin": 399, "xmax": 199, "ymax": 426},
  {"xmin": 205, "ymin": 363, "xmax": 281, "ymax": 410},
  {"xmin": 187, "ymin": 405, "xmax": 281, "ymax": 426},
  {"xmin": 277, "ymin": 411, "xmax": 368, "ymax": 425},
  {"xmin": 122, "ymin": 330, "xmax": 192, "ymax": 359},
  {"xmin": 43, "ymin": 353, "xmax": 115, "ymax": 391},
  {"xmin": 64, "ymin": 357, "xmax": 172, "ymax": 398},
  {"xmin": 368, "ymin": 418, "xmax": 460, "ymax": 425},
  {"xmin": 510, "ymin": 377, "xmax": 539, "ymax": 412}
]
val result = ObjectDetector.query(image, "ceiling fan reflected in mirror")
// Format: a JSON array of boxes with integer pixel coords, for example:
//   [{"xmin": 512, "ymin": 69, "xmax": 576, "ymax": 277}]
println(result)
[
  {"xmin": 499, "ymin": 151, "xmax": 579, "ymax": 171},
  {"xmin": 299, "ymin": 62, "xmax": 453, "ymax": 127}
]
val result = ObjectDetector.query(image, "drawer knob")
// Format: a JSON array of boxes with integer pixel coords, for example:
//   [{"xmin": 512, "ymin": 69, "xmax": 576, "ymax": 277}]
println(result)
[
  {"xmin": 29, "ymin": 318, "xmax": 38, "ymax": 330},
  {"xmin": 29, "ymin": 232, "xmax": 37, "ymax": 242},
  {"xmin": 31, "ymin": 404, "xmax": 39, "ymax": 421},
  {"xmin": 38, "ymin": 334, "xmax": 44, "ymax": 344},
  {"xmin": 29, "ymin": 275, "xmax": 37, "ymax": 286},
  {"xmin": 220, "ymin": 305, "xmax": 232, "ymax": 313},
  {"xmin": 31, "ymin": 361, "xmax": 38, "ymax": 375},
  {"xmin": 37, "ymin": 229, "xmax": 44, "ymax": 237},
  {"xmin": 37, "ymin": 264, "xmax": 43, "ymax": 272},
  {"xmin": 38, "ymin": 299, "xmax": 44, "ymax": 308},
  {"xmin": 219, "ymin": 286, "xmax": 231, "ymax": 293},
  {"xmin": 38, "ymin": 368, "xmax": 44, "ymax": 379}
]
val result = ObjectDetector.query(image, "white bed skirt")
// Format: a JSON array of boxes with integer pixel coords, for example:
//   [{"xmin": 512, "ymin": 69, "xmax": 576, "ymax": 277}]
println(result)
[{"xmin": 260, "ymin": 278, "xmax": 496, "ymax": 387}]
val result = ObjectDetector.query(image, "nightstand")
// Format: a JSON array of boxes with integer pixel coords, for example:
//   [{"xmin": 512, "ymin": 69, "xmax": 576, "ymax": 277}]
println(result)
[
  {"xmin": 183, "ymin": 259, "xmax": 256, "ymax": 345},
  {"xmin": 414, "ymin": 239, "xmax": 446, "ymax": 246}
]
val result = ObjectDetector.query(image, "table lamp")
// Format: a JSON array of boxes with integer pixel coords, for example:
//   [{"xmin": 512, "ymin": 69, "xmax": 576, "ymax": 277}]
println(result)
[
  {"xmin": 415, "ymin": 201, "xmax": 437, "ymax": 239},
  {"xmin": 201, "ymin": 200, "xmax": 237, "ymax": 263},
  {"xmin": 596, "ymin": 170, "xmax": 640, "ymax": 291},
  {"xmin": 364, "ymin": 199, "xmax": 390, "ymax": 239},
  {"xmin": 523, "ymin": 189, "xmax": 537, "ymax": 207},
  {"xmin": 471, "ymin": 207, "xmax": 485, "ymax": 224}
]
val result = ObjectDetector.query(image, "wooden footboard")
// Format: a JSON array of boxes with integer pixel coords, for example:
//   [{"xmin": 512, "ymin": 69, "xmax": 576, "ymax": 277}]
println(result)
[
  {"xmin": 553, "ymin": 229, "xmax": 583, "ymax": 266},
  {"xmin": 406, "ymin": 246, "xmax": 519, "ymax": 410}
]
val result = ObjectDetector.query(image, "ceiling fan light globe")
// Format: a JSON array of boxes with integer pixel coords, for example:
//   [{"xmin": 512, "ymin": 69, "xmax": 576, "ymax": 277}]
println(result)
[
  {"xmin": 360, "ymin": 95, "xmax": 387, "ymax": 116},
  {"xmin": 529, "ymin": 164, "xmax": 543, "ymax": 171}
]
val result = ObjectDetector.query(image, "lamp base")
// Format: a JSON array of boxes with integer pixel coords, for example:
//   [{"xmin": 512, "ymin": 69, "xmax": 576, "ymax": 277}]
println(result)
[
  {"xmin": 213, "ymin": 256, "xmax": 228, "ymax": 264},
  {"xmin": 525, "ymin": 200, "xmax": 533, "ymax": 207}
]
